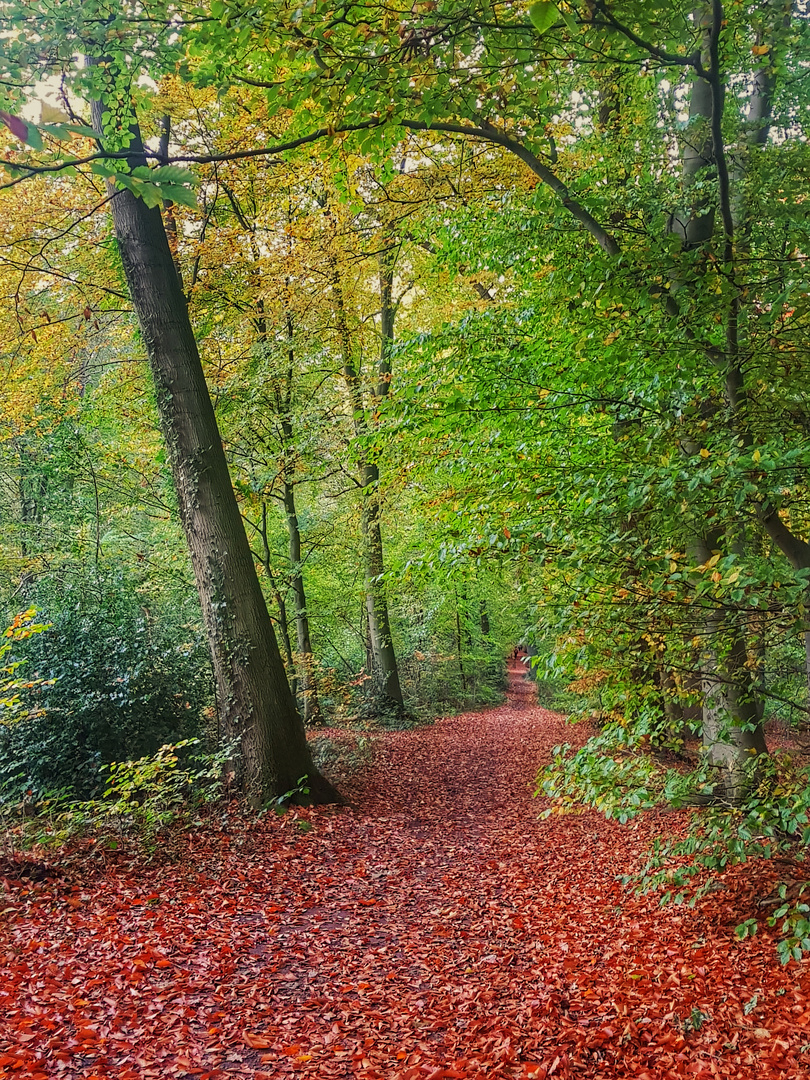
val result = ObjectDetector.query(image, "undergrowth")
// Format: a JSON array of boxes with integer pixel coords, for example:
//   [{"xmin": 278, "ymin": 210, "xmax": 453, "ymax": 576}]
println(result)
[
  {"xmin": 1, "ymin": 738, "xmax": 233, "ymax": 857},
  {"xmin": 537, "ymin": 727, "xmax": 810, "ymax": 964}
]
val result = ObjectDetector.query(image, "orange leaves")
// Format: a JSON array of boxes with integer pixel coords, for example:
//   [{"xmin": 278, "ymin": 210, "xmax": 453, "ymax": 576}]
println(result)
[{"xmin": 243, "ymin": 1030, "xmax": 274, "ymax": 1049}]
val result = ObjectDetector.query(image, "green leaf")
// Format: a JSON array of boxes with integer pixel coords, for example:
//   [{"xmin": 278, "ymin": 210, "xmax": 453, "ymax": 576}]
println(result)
[
  {"xmin": 133, "ymin": 164, "xmax": 196, "ymax": 187},
  {"xmin": 158, "ymin": 183, "xmax": 198, "ymax": 208},
  {"xmin": 39, "ymin": 123, "xmax": 72, "ymax": 141},
  {"xmin": 22, "ymin": 123, "xmax": 43, "ymax": 150},
  {"xmin": 68, "ymin": 123, "xmax": 99, "ymax": 139},
  {"xmin": 528, "ymin": 2, "xmax": 558, "ymax": 35}
]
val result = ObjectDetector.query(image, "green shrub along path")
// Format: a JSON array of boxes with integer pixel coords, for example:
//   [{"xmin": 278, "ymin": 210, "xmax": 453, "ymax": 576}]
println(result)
[{"xmin": 1, "ymin": 662, "xmax": 809, "ymax": 1079}]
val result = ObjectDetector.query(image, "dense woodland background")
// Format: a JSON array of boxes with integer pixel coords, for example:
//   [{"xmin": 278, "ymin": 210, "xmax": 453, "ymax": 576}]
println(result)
[{"xmin": 1, "ymin": 0, "xmax": 810, "ymax": 951}]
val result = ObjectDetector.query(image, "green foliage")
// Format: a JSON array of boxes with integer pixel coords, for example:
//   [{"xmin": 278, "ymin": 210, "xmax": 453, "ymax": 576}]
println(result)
[
  {"xmin": 98, "ymin": 738, "xmax": 229, "ymax": 840},
  {"xmin": 0, "ymin": 737, "xmax": 234, "ymax": 851},
  {"xmin": 0, "ymin": 573, "xmax": 212, "ymax": 800},
  {"xmin": 537, "ymin": 734, "xmax": 664, "ymax": 824},
  {"xmin": 1, "ymin": 0, "xmax": 810, "ymax": 960}
]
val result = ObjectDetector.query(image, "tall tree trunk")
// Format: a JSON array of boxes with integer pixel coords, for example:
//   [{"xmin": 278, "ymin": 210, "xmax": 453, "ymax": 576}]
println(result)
[
  {"xmin": 274, "ymin": 309, "xmax": 321, "ymax": 724},
  {"xmin": 281, "ymin": 475, "xmax": 321, "ymax": 724},
  {"xmin": 454, "ymin": 584, "xmax": 467, "ymax": 693},
  {"xmin": 252, "ymin": 281, "xmax": 322, "ymax": 723},
  {"xmin": 17, "ymin": 443, "xmax": 46, "ymax": 561},
  {"xmin": 89, "ymin": 95, "xmax": 338, "ymax": 806},
  {"xmin": 255, "ymin": 501, "xmax": 296, "ymax": 688},
  {"xmin": 329, "ymin": 240, "xmax": 403, "ymax": 710},
  {"xmin": 667, "ymin": 4, "xmax": 770, "ymax": 796}
]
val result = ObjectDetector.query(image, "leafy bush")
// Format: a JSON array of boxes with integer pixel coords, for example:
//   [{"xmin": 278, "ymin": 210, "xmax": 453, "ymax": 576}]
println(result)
[
  {"xmin": 0, "ymin": 575, "xmax": 213, "ymax": 800},
  {"xmin": 538, "ymin": 729, "xmax": 810, "ymax": 963},
  {"xmin": 1, "ymin": 738, "xmax": 234, "ymax": 852},
  {"xmin": 0, "ymin": 608, "xmax": 53, "ymax": 719},
  {"xmin": 96, "ymin": 738, "xmax": 231, "ymax": 840},
  {"xmin": 537, "ymin": 732, "xmax": 665, "ymax": 823}
]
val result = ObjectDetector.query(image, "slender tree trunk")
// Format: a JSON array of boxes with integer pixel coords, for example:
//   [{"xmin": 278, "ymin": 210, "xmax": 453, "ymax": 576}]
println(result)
[
  {"xmin": 360, "ymin": 461, "xmax": 403, "ymax": 705},
  {"xmin": 459, "ymin": 580, "xmax": 473, "ymax": 649},
  {"xmin": 252, "ymin": 284, "xmax": 322, "ymax": 722},
  {"xmin": 17, "ymin": 444, "xmax": 46, "ymax": 561},
  {"xmin": 256, "ymin": 502, "xmax": 296, "ymax": 687},
  {"xmin": 659, "ymin": 666, "xmax": 685, "ymax": 734},
  {"xmin": 281, "ymin": 476, "xmax": 321, "ymax": 724},
  {"xmin": 454, "ymin": 585, "xmax": 467, "ymax": 693},
  {"xmin": 329, "ymin": 242, "xmax": 403, "ymax": 709},
  {"xmin": 89, "ymin": 96, "xmax": 338, "ymax": 806},
  {"xmin": 274, "ymin": 311, "xmax": 322, "ymax": 724}
]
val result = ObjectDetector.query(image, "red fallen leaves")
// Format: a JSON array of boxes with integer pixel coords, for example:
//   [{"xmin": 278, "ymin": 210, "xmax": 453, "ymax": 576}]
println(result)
[
  {"xmin": 243, "ymin": 1032, "xmax": 274, "ymax": 1049},
  {"xmin": 1, "ymin": 665, "xmax": 810, "ymax": 1078}
]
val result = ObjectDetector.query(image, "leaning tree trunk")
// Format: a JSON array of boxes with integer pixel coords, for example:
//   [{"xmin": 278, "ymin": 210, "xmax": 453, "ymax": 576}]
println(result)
[{"xmin": 90, "ymin": 97, "xmax": 338, "ymax": 806}]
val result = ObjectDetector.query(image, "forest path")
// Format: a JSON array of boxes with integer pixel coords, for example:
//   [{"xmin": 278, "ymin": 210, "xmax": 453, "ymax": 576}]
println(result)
[{"xmin": 1, "ymin": 663, "xmax": 809, "ymax": 1079}]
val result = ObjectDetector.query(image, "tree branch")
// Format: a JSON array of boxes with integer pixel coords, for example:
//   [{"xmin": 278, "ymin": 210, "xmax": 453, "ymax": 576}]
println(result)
[
  {"xmin": 400, "ymin": 119, "xmax": 621, "ymax": 256},
  {"xmin": 592, "ymin": 1, "xmax": 706, "ymax": 74}
]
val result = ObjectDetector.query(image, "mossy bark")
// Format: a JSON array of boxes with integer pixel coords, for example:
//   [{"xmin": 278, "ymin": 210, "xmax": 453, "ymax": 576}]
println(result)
[{"xmin": 91, "ymin": 101, "xmax": 339, "ymax": 806}]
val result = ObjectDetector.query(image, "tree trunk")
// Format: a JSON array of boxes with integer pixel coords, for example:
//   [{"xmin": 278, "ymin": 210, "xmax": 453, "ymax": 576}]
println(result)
[
  {"xmin": 329, "ymin": 240, "xmax": 403, "ymax": 710},
  {"xmin": 90, "ymin": 97, "xmax": 338, "ymax": 806},
  {"xmin": 454, "ymin": 585, "xmax": 467, "ymax": 693},
  {"xmin": 281, "ymin": 477, "xmax": 321, "ymax": 724},
  {"xmin": 689, "ymin": 535, "xmax": 767, "ymax": 799},
  {"xmin": 272, "ymin": 311, "xmax": 322, "ymax": 724},
  {"xmin": 666, "ymin": 3, "xmax": 770, "ymax": 794},
  {"xmin": 699, "ymin": 615, "xmax": 768, "ymax": 802},
  {"xmin": 255, "ymin": 502, "xmax": 296, "ymax": 689}
]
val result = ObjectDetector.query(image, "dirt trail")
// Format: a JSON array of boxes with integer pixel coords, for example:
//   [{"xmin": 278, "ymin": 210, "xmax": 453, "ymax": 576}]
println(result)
[{"xmin": 1, "ymin": 663, "xmax": 809, "ymax": 1079}]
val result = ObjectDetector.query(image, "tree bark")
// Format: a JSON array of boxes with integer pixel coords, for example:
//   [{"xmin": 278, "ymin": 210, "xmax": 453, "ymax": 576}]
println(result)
[
  {"xmin": 255, "ymin": 501, "xmax": 296, "ymax": 686},
  {"xmin": 329, "ymin": 239, "xmax": 404, "ymax": 710},
  {"xmin": 688, "ymin": 534, "xmax": 767, "ymax": 798},
  {"xmin": 281, "ymin": 475, "xmax": 321, "ymax": 724},
  {"xmin": 90, "ymin": 96, "xmax": 338, "ymax": 806}
]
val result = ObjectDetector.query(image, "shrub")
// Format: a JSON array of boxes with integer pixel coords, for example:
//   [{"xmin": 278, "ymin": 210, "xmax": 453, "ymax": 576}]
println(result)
[{"xmin": 0, "ymin": 576, "xmax": 213, "ymax": 801}]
